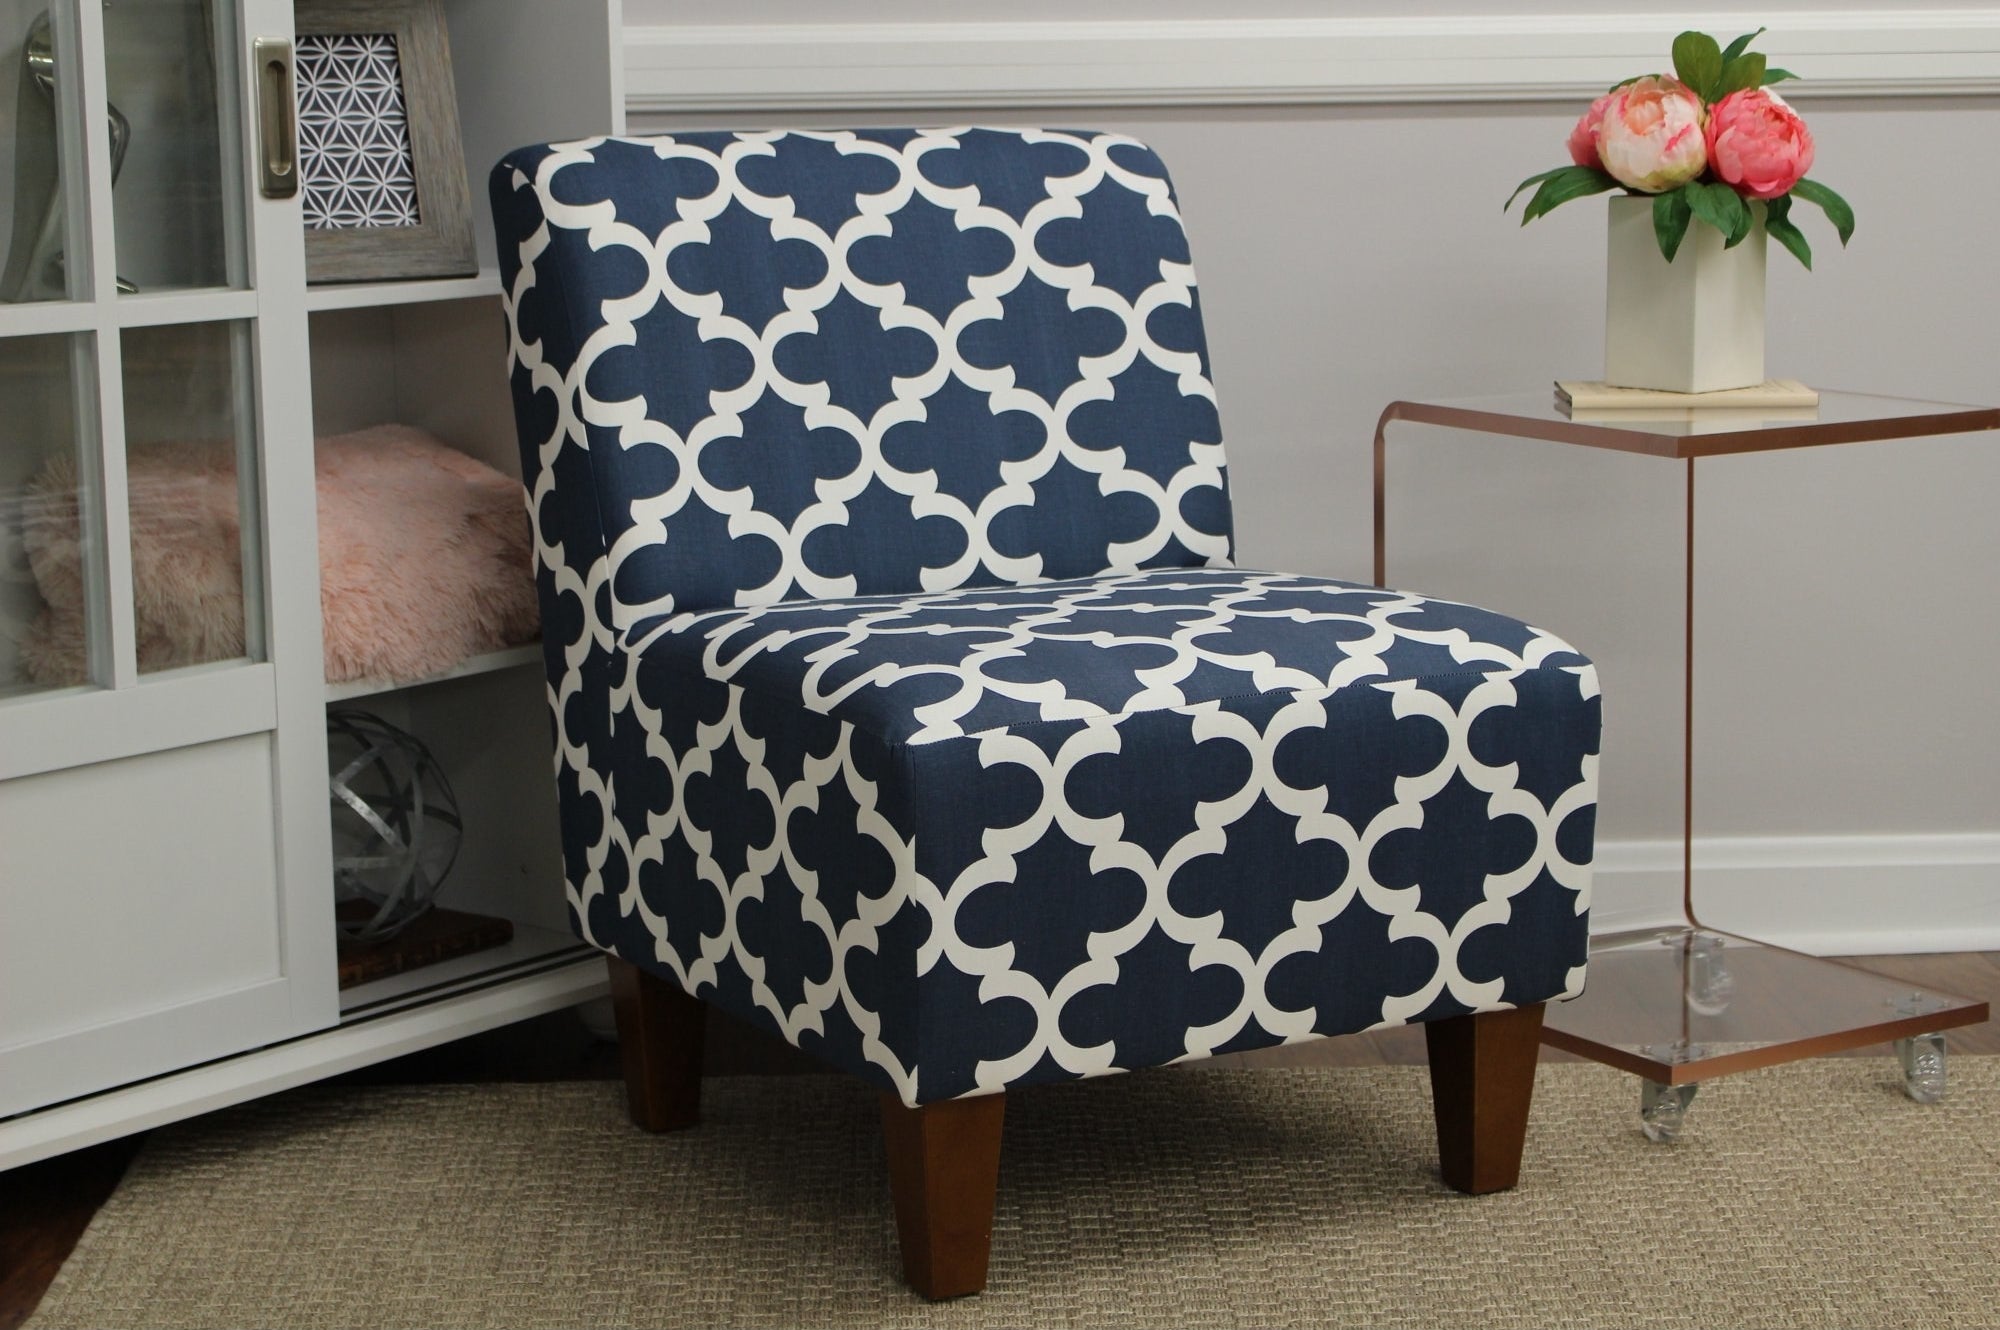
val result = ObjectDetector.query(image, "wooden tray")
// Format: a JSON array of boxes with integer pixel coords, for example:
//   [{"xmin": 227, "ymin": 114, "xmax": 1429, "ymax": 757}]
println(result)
[{"xmin": 336, "ymin": 906, "xmax": 515, "ymax": 989}]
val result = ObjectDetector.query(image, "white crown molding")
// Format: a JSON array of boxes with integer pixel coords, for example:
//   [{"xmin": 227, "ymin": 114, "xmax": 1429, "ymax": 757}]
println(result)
[{"xmin": 624, "ymin": 11, "xmax": 2000, "ymax": 114}]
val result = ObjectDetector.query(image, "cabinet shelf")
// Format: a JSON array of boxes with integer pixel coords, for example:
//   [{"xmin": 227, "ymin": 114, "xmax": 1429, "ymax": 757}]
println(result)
[
  {"xmin": 339, "ymin": 920, "xmax": 595, "ymax": 1020},
  {"xmin": 324, "ymin": 644, "xmax": 541, "ymax": 704},
  {"xmin": 304, "ymin": 269, "xmax": 504, "ymax": 313}
]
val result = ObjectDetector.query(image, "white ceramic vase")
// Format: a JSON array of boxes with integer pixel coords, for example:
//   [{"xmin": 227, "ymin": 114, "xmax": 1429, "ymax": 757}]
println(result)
[{"xmin": 1603, "ymin": 194, "xmax": 1766, "ymax": 393}]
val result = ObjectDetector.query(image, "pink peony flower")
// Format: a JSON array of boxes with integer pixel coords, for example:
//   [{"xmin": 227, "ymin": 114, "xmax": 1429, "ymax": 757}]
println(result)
[
  {"xmin": 1596, "ymin": 76, "xmax": 1707, "ymax": 193},
  {"xmin": 1568, "ymin": 93, "xmax": 1613, "ymax": 169},
  {"xmin": 1705, "ymin": 87, "xmax": 1815, "ymax": 200}
]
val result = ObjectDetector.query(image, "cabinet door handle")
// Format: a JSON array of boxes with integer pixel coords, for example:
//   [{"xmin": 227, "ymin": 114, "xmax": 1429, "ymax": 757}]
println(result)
[{"xmin": 255, "ymin": 38, "xmax": 298, "ymax": 199}]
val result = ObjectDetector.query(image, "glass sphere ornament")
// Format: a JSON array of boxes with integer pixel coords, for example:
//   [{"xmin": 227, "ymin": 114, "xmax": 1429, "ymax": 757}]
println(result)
[{"xmin": 327, "ymin": 707, "xmax": 463, "ymax": 943}]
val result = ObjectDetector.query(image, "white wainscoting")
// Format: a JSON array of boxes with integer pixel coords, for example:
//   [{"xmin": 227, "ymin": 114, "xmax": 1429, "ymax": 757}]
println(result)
[
  {"xmin": 624, "ymin": 10, "xmax": 2000, "ymax": 113},
  {"xmin": 1592, "ymin": 834, "xmax": 2000, "ymax": 955}
]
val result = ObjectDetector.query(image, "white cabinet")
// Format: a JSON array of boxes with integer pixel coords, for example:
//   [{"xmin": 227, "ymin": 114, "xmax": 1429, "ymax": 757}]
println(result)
[{"xmin": 0, "ymin": 0, "xmax": 623, "ymax": 1167}]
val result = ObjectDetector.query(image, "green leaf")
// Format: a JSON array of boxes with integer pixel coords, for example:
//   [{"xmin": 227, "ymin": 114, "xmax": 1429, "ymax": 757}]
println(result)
[
  {"xmin": 1719, "ymin": 52, "xmax": 1767, "ymax": 97},
  {"xmin": 1672, "ymin": 30, "xmax": 1724, "ymax": 101},
  {"xmin": 1762, "ymin": 67, "xmax": 1799, "ymax": 86},
  {"xmin": 1606, "ymin": 75, "xmax": 1642, "ymax": 94},
  {"xmin": 1687, "ymin": 181, "xmax": 1753, "ymax": 246},
  {"xmin": 1790, "ymin": 177, "xmax": 1855, "ymax": 245},
  {"xmin": 1504, "ymin": 166, "xmax": 1570, "ymax": 212},
  {"xmin": 1720, "ymin": 28, "xmax": 1765, "ymax": 64},
  {"xmin": 1764, "ymin": 195, "xmax": 1813, "ymax": 269},
  {"xmin": 1518, "ymin": 166, "xmax": 1621, "ymax": 225},
  {"xmin": 1653, "ymin": 187, "xmax": 1694, "ymax": 262}
]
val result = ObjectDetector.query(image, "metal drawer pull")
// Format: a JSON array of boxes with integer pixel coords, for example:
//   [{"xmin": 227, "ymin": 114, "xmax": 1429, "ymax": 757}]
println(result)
[{"xmin": 255, "ymin": 38, "xmax": 297, "ymax": 199}]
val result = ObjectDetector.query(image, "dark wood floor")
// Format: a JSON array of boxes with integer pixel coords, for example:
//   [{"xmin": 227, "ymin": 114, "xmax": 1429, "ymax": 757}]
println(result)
[{"xmin": 3, "ymin": 951, "xmax": 1993, "ymax": 1330}]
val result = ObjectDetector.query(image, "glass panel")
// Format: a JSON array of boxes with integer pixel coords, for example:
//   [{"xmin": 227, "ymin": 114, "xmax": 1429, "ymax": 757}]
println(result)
[
  {"xmin": 0, "ymin": 331, "xmax": 102, "ymax": 695},
  {"xmin": 122, "ymin": 318, "xmax": 262, "ymax": 673},
  {"xmin": 104, "ymin": 0, "xmax": 244, "ymax": 293},
  {"xmin": 1419, "ymin": 390, "xmax": 1996, "ymax": 449},
  {"xmin": 1543, "ymin": 926, "xmax": 1989, "ymax": 1081},
  {"xmin": 1, "ymin": 1, "xmax": 89, "ymax": 302}
]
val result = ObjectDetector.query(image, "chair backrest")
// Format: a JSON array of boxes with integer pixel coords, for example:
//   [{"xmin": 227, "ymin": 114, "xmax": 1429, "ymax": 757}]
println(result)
[{"xmin": 490, "ymin": 128, "xmax": 1233, "ymax": 632}]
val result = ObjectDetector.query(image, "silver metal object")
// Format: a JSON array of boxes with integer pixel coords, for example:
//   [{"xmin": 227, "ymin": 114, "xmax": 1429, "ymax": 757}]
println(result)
[{"xmin": 328, "ymin": 708, "xmax": 463, "ymax": 943}]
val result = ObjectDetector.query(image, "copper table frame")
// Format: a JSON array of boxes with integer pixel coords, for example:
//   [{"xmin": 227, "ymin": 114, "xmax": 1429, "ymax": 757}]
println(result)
[{"xmin": 1371, "ymin": 390, "xmax": 1998, "ymax": 1085}]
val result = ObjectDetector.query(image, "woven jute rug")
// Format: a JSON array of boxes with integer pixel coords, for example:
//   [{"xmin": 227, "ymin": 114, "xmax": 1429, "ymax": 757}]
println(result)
[{"xmin": 27, "ymin": 1058, "xmax": 2000, "ymax": 1329}]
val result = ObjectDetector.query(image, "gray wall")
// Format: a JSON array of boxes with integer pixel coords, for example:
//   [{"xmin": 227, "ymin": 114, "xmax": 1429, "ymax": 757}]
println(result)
[
  {"xmin": 626, "ymin": 88, "xmax": 2000, "ymax": 849},
  {"xmin": 634, "ymin": 1, "xmax": 2000, "ymax": 21}
]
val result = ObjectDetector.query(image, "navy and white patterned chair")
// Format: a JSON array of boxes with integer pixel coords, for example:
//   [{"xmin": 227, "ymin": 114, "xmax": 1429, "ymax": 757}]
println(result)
[{"xmin": 490, "ymin": 128, "xmax": 1600, "ymax": 1299}]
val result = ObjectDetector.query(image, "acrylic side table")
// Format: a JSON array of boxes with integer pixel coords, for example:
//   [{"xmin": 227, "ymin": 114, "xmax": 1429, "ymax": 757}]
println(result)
[{"xmin": 1373, "ymin": 390, "xmax": 1997, "ymax": 1141}]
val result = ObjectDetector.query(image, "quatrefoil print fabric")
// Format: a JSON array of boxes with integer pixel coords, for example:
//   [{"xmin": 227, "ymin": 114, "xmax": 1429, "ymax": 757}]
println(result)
[
  {"xmin": 503, "ymin": 128, "xmax": 1230, "ymax": 625},
  {"xmin": 492, "ymin": 129, "xmax": 1599, "ymax": 1105}
]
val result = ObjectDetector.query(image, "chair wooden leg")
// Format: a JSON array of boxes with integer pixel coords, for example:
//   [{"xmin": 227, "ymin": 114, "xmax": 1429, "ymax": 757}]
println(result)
[
  {"xmin": 607, "ymin": 956, "xmax": 705, "ymax": 1132},
  {"xmin": 1424, "ymin": 1002, "xmax": 1546, "ymax": 1195},
  {"xmin": 879, "ymin": 1090, "xmax": 1006, "ymax": 1300}
]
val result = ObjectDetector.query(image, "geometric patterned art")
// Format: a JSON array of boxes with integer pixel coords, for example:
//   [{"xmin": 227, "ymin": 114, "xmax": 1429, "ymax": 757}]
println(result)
[
  {"xmin": 296, "ymin": 33, "xmax": 421, "ymax": 230},
  {"xmin": 489, "ymin": 129, "xmax": 1600, "ymax": 1106}
]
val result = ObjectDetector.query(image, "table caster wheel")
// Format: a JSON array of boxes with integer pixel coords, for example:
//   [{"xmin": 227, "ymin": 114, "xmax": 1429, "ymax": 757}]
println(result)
[
  {"xmin": 1895, "ymin": 1031, "xmax": 1947, "ymax": 1104},
  {"xmin": 1639, "ymin": 1079, "xmax": 1698, "ymax": 1142}
]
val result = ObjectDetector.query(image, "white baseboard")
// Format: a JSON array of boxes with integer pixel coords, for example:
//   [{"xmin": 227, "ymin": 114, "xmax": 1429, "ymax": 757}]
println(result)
[
  {"xmin": 624, "ymin": 10, "xmax": 2000, "ymax": 114},
  {"xmin": 1592, "ymin": 833, "xmax": 2000, "ymax": 957}
]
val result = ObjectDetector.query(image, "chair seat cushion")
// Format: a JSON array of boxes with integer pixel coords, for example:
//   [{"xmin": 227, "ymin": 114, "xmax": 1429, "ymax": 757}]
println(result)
[
  {"xmin": 632, "ymin": 567, "xmax": 1587, "ymax": 744},
  {"xmin": 602, "ymin": 567, "xmax": 1599, "ymax": 1104}
]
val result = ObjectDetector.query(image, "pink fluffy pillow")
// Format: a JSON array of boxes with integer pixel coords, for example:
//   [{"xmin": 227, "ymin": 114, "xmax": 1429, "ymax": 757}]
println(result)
[{"xmin": 23, "ymin": 424, "xmax": 537, "ymax": 685}]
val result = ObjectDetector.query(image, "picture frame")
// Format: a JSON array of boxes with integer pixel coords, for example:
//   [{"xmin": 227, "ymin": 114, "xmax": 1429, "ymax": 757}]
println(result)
[{"xmin": 294, "ymin": 0, "xmax": 477, "ymax": 284}]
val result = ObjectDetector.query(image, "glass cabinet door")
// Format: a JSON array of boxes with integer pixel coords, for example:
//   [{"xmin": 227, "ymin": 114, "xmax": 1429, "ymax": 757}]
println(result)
[
  {"xmin": 0, "ymin": 0, "xmax": 336, "ymax": 1118},
  {"xmin": 0, "ymin": 0, "xmax": 285, "ymax": 702}
]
